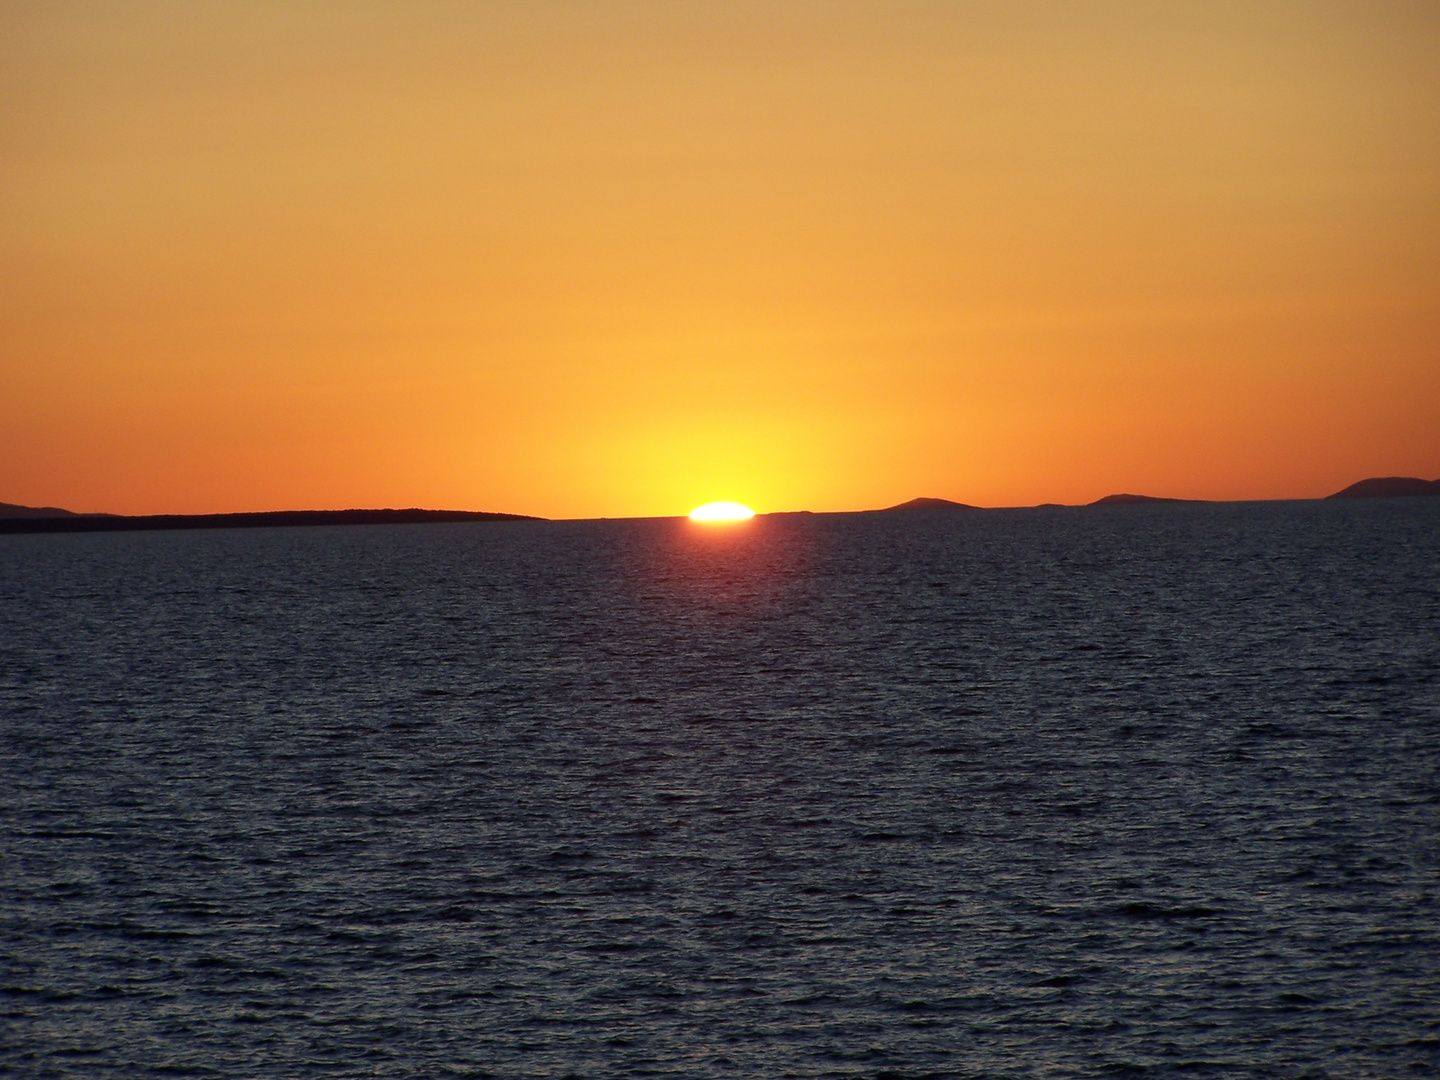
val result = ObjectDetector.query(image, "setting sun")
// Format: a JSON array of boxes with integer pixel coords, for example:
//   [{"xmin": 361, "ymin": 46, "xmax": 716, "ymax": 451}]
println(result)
[{"xmin": 688, "ymin": 501, "xmax": 755, "ymax": 522}]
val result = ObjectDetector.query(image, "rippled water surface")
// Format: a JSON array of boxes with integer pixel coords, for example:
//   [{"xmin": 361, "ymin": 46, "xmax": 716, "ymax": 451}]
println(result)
[{"xmin": 2, "ymin": 500, "xmax": 1438, "ymax": 1078}]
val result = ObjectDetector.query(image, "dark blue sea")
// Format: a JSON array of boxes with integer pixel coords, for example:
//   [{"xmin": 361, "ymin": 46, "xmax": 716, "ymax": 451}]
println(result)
[{"xmin": 2, "ymin": 500, "xmax": 1438, "ymax": 1079}]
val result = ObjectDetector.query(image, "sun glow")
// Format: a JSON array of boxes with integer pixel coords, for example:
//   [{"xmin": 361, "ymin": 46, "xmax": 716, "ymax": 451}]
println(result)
[{"xmin": 688, "ymin": 501, "xmax": 755, "ymax": 522}]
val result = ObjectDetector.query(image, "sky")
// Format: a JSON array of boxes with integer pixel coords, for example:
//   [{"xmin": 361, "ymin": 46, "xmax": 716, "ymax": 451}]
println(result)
[{"xmin": 2, "ymin": 1, "xmax": 1438, "ymax": 518}]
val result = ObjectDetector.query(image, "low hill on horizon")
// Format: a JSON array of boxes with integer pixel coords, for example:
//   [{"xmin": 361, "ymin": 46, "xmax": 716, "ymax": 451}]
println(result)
[
  {"xmin": 0, "ymin": 507, "xmax": 539, "ymax": 535},
  {"xmin": 880, "ymin": 497, "xmax": 978, "ymax": 511},
  {"xmin": 1089, "ymin": 493, "xmax": 1198, "ymax": 506},
  {"xmin": 1327, "ymin": 476, "xmax": 1440, "ymax": 499},
  {"xmin": 0, "ymin": 501, "xmax": 78, "ymax": 519}
]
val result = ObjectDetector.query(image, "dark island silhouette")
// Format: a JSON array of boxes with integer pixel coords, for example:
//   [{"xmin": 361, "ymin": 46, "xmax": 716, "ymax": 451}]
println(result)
[
  {"xmin": 875, "ymin": 475, "xmax": 1440, "ymax": 510},
  {"xmin": 4, "ymin": 474, "xmax": 1436, "ymax": 533},
  {"xmin": 0, "ymin": 501, "xmax": 81, "ymax": 519},
  {"xmin": 880, "ymin": 497, "xmax": 977, "ymax": 511},
  {"xmin": 1326, "ymin": 476, "xmax": 1440, "ymax": 499},
  {"xmin": 1089, "ymin": 493, "xmax": 1198, "ymax": 506},
  {"xmin": 0, "ymin": 507, "xmax": 538, "ymax": 535}
]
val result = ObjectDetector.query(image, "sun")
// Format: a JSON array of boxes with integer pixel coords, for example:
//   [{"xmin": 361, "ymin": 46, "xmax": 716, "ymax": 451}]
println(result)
[{"xmin": 688, "ymin": 501, "xmax": 755, "ymax": 522}]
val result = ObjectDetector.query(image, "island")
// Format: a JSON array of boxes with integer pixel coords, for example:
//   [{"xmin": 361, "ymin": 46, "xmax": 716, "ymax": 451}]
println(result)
[
  {"xmin": 881, "ymin": 497, "xmax": 978, "ymax": 511},
  {"xmin": 0, "ymin": 507, "xmax": 539, "ymax": 535},
  {"xmin": 1326, "ymin": 477, "xmax": 1440, "ymax": 499},
  {"xmin": 0, "ymin": 501, "xmax": 80, "ymax": 519},
  {"xmin": 1088, "ymin": 493, "xmax": 1197, "ymax": 506}
]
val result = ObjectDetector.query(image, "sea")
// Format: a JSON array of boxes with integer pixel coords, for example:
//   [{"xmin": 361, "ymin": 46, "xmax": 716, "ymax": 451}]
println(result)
[{"xmin": 1, "ymin": 499, "xmax": 1437, "ymax": 1079}]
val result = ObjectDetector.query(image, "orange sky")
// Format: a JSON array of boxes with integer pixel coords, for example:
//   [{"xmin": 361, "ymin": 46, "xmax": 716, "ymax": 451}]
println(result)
[{"xmin": 2, "ymin": 1, "xmax": 1438, "ymax": 517}]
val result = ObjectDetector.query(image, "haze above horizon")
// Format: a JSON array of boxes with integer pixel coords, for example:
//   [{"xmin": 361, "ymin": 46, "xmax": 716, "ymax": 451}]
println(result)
[{"xmin": 3, "ymin": 2, "xmax": 1438, "ymax": 519}]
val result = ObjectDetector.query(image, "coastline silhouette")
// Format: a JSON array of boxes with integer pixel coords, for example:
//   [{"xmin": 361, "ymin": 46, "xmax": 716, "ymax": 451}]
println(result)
[
  {"xmin": 0, "ymin": 507, "xmax": 538, "ymax": 534},
  {"xmin": 3, "ymin": 475, "xmax": 1437, "ymax": 534},
  {"xmin": 1326, "ymin": 476, "xmax": 1440, "ymax": 499}
]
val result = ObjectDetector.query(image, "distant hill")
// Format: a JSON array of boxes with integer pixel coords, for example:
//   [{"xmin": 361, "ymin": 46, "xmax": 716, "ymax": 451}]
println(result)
[
  {"xmin": 1327, "ymin": 477, "xmax": 1440, "ymax": 499},
  {"xmin": 881, "ymin": 497, "xmax": 977, "ymax": 511},
  {"xmin": 0, "ymin": 508, "xmax": 539, "ymax": 535},
  {"xmin": 1089, "ymin": 493, "xmax": 1197, "ymax": 506},
  {"xmin": 0, "ymin": 501, "xmax": 77, "ymax": 518}
]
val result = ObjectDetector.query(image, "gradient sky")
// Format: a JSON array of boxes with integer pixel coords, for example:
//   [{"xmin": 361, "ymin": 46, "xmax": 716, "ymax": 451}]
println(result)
[{"xmin": 3, "ymin": 1, "xmax": 1438, "ymax": 517}]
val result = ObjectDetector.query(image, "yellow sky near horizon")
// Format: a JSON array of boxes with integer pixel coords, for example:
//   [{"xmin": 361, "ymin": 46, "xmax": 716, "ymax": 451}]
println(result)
[{"xmin": 2, "ymin": 1, "xmax": 1438, "ymax": 517}]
